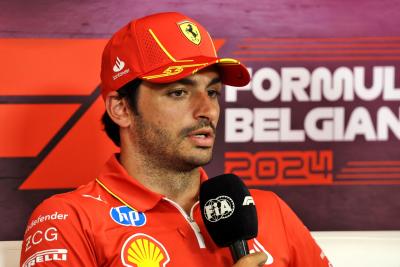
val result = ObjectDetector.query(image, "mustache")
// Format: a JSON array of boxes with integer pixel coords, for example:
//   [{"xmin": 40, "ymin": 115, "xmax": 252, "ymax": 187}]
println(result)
[{"xmin": 179, "ymin": 119, "xmax": 216, "ymax": 137}]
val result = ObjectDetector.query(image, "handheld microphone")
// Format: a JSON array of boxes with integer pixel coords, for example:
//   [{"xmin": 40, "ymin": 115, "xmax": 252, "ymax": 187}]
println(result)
[{"xmin": 199, "ymin": 173, "xmax": 258, "ymax": 262}]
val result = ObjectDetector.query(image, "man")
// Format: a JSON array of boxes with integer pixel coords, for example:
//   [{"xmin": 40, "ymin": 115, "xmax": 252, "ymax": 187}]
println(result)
[{"xmin": 20, "ymin": 12, "xmax": 331, "ymax": 267}]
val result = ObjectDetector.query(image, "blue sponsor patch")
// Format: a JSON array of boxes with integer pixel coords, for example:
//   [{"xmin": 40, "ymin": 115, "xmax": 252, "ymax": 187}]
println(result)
[{"xmin": 110, "ymin": 206, "xmax": 146, "ymax": 227}]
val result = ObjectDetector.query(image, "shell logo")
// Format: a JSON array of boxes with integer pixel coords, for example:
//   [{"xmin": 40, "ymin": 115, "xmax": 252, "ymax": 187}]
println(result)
[{"xmin": 121, "ymin": 233, "xmax": 170, "ymax": 267}]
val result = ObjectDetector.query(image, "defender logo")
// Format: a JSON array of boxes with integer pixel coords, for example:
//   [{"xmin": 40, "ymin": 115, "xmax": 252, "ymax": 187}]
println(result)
[
  {"xmin": 178, "ymin": 21, "xmax": 201, "ymax": 45},
  {"xmin": 204, "ymin": 195, "xmax": 235, "ymax": 222},
  {"xmin": 110, "ymin": 206, "xmax": 146, "ymax": 227},
  {"xmin": 113, "ymin": 57, "xmax": 125, "ymax": 72}
]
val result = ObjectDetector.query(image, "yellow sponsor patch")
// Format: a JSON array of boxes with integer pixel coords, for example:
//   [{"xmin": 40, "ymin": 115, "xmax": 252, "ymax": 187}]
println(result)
[
  {"xmin": 121, "ymin": 233, "xmax": 170, "ymax": 267},
  {"xmin": 178, "ymin": 21, "xmax": 201, "ymax": 45},
  {"xmin": 142, "ymin": 63, "xmax": 208, "ymax": 80}
]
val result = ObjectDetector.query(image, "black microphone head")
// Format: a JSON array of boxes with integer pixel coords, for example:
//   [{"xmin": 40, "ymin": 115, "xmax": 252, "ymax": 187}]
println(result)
[{"xmin": 199, "ymin": 173, "xmax": 258, "ymax": 247}]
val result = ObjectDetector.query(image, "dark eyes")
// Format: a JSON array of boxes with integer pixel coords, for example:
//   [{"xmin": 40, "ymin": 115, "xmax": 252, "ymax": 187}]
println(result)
[
  {"xmin": 168, "ymin": 89, "xmax": 186, "ymax": 97},
  {"xmin": 167, "ymin": 88, "xmax": 221, "ymax": 99},
  {"xmin": 207, "ymin": 89, "xmax": 221, "ymax": 98}
]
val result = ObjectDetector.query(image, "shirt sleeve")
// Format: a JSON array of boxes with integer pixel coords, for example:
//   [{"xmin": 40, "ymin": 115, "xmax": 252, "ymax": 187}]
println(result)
[
  {"xmin": 20, "ymin": 195, "xmax": 97, "ymax": 267},
  {"xmin": 276, "ymin": 196, "xmax": 333, "ymax": 267}
]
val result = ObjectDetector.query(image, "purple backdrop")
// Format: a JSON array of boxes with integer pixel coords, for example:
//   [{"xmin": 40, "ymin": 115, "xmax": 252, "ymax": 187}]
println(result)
[{"xmin": 1, "ymin": 0, "xmax": 400, "ymax": 241}]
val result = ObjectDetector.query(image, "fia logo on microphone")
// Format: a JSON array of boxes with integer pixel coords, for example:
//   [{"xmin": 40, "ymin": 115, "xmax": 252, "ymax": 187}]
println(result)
[{"xmin": 204, "ymin": 195, "xmax": 235, "ymax": 222}]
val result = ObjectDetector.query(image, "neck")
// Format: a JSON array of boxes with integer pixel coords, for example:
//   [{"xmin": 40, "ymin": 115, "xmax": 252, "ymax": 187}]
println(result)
[{"xmin": 119, "ymin": 149, "xmax": 201, "ymax": 214}]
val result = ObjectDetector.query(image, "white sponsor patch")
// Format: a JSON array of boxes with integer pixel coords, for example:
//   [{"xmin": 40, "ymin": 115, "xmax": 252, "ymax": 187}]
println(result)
[
  {"xmin": 26, "ymin": 212, "xmax": 68, "ymax": 233},
  {"xmin": 112, "ymin": 68, "xmax": 130, "ymax": 80},
  {"xmin": 22, "ymin": 248, "xmax": 67, "ymax": 267},
  {"xmin": 113, "ymin": 57, "xmax": 125, "ymax": 72},
  {"xmin": 25, "ymin": 227, "xmax": 59, "ymax": 252}
]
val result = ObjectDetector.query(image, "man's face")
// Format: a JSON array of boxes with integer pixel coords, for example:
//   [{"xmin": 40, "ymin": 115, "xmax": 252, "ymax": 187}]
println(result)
[{"xmin": 128, "ymin": 67, "xmax": 221, "ymax": 171}]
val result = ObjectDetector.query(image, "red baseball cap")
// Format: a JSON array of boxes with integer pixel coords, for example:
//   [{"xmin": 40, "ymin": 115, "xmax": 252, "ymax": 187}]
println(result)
[{"xmin": 100, "ymin": 12, "xmax": 250, "ymax": 99}]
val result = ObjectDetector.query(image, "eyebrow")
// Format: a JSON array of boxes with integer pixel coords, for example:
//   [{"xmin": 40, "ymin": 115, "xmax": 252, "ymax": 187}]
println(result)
[{"xmin": 175, "ymin": 76, "xmax": 222, "ymax": 87}]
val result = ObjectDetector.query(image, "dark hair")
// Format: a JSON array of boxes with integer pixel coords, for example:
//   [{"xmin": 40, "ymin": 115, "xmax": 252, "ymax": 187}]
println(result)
[{"xmin": 102, "ymin": 79, "xmax": 142, "ymax": 147}]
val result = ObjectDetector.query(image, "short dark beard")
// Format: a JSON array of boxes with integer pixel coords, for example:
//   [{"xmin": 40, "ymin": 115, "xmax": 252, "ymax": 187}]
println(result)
[{"xmin": 132, "ymin": 115, "xmax": 214, "ymax": 172}]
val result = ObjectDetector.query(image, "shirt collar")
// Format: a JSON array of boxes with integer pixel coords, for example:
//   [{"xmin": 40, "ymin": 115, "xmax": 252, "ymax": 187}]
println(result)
[{"xmin": 96, "ymin": 154, "xmax": 209, "ymax": 212}]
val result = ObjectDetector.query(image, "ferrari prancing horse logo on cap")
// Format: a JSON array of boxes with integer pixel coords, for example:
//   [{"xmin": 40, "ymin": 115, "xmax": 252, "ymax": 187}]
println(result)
[{"xmin": 178, "ymin": 21, "xmax": 201, "ymax": 45}]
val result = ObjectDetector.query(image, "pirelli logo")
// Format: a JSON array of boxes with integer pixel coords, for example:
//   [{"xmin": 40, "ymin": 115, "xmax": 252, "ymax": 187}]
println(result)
[{"xmin": 22, "ymin": 248, "xmax": 67, "ymax": 267}]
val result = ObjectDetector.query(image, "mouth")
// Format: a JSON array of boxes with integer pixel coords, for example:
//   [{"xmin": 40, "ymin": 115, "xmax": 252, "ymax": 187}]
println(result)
[{"xmin": 187, "ymin": 128, "xmax": 215, "ymax": 147}]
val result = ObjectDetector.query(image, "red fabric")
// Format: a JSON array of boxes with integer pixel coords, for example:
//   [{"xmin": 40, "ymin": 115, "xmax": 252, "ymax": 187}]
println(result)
[
  {"xmin": 100, "ymin": 12, "xmax": 250, "ymax": 98},
  {"xmin": 20, "ymin": 155, "xmax": 331, "ymax": 267}
]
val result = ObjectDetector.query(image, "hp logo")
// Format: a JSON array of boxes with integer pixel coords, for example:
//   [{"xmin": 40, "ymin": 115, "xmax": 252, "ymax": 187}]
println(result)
[{"xmin": 110, "ymin": 206, "xmax": 146, "ymax": 227}]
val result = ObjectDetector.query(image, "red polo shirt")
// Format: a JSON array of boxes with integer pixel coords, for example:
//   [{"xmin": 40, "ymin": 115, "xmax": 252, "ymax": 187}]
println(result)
[{"xmin": 20, "ymin": 155, "xmax": 331, "ymax": 267}]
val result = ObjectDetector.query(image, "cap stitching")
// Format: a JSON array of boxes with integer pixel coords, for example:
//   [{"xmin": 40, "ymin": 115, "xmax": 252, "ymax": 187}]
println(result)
[
  {"xmin": 148, "ymin": 28, "xmax": 194, "ymax": 63},
  {"xmin": 132, "ymin": 19, "xmax": 145, "ymax": 73},
  {"xmin": 148, "ymin": 28, "xmax": 177, "ymax": 62},
  {"xmin": 142, "ymin": 62, "xmax": 209, "ymax": 80}
]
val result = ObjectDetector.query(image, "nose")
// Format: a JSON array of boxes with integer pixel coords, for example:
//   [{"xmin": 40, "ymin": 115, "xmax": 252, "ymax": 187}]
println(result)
[{"xmin": 192, "ymin": 91, "xmax": 220, "ymax": 124}]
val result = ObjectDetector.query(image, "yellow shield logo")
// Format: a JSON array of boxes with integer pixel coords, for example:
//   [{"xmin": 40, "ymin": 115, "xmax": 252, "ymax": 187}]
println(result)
[
  {"xmin": 121, "ymin": 233, "xmax": 170, "ymax": 267},
  {"xmin": 178, "ymin": 21, "xmax": 201, "ymax": 45}
]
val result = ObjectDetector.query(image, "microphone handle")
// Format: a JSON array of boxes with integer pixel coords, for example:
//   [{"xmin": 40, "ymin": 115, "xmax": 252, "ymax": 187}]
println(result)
[{"xmin": 229, "ymin": 240, "xmax": 249, "ymax": 263}]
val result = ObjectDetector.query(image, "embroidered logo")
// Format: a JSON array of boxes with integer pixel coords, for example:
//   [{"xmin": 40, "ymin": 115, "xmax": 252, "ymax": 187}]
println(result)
[
  {"xmin": 22, "ymin": 249, "xmax": 68, "ymax": 267},
  {"xmin": 110, "ymin": 206, "xmax": 146, "ymax": 227},
  {"xmin": 178, "ymin": 21, "xmax": 201, "ymax": 45},
  {"xmin": 82, "ymin": 194, "xmax": 107, "ymax": 204},
  {"xmin": 121, "ymin": 233, "xmax": 170, "ymax": 267},
  {"xmin": 113, "ymin": 57, "xmax": 125, "ymax": 72},
  {"xmin": 112, "ymin": 57, "xmax": 130, "ymax": 80}
]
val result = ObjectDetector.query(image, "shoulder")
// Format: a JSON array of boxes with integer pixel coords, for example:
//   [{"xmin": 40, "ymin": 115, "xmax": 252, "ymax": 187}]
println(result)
[
  {"xmin": 249, "ymin": 189, "xmax": 303, "ymax": 228},
  {"xmin": 37, "ymin": 181, "xmax": 98, "ymax": 207},
  {"xmin": 249, "ymin": 189, "xmax": 300, "ymax": 220},
  {"xmin": 249, "ymin": 188, "xmax": 278, "ymax": 198},
  {"xmin": 250, "ymin": 189, "xmax": 311, "ymax": 235},
  {"xmin": 249, "ymin": 189, "xmax": 288, "ymax": 228},
  {"xmin": 249, "ymin": 189, "xmax": 282, "ymax": 208},
  {"xmin": 21, "ymin": 182, "xmax": 102, "ymax": 266},
  {"xmin": 24, "ymin": 180, "xmax": 102, "ymax": 233}
]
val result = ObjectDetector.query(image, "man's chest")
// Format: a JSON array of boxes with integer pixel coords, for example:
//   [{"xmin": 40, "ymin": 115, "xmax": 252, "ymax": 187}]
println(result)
[
  {"xmin": 85, "ymin": 198, "xmax": 291, "ymax": 267},
  {"xmin": 89, "ymin": 203, "xmax": 232, "ymax": 266}
]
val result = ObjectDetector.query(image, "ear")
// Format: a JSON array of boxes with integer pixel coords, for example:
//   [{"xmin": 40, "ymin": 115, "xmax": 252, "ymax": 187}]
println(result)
[{"xmin": 105, "ymin": 91, "xmax": 132, "ymax": 128}]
